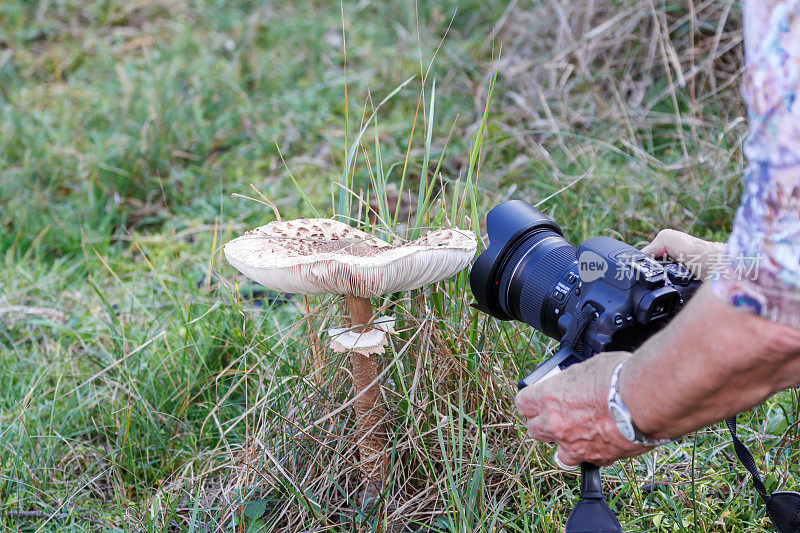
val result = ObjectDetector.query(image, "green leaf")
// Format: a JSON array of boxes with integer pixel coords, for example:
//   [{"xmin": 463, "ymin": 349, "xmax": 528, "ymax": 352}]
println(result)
[
  {"xmin": 243, "ymin": 499, "xmax": 268, "ymax": 520},
  {"xmin": 246, "ymin": 519, "xmax": 268, "ymax": 533}
]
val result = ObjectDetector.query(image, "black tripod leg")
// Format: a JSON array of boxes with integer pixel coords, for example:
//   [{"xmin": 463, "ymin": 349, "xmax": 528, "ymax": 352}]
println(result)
[{"xmin": 565, "ymin": 463, "xmax": 622, "ymax": 533}]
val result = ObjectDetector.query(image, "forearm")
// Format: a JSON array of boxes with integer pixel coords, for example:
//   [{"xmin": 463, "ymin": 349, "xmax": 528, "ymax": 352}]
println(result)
[{"xmin": 622, "ymin": 284, "xmax": 800, "ymax": 439}]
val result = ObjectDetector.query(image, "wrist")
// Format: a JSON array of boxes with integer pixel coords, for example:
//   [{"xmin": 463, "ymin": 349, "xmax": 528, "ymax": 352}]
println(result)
[
  {"xmin": 618, "ymin": 350, "xmax": 674, "ymax": 439},
  {"xmin": 608, "ymin": 359, "xmax": 671, "ymax": 446},
  {"xmin": 590, "ymin": 352, "xmax": 635, "ymax": 439},
  {"xmin": 591, "ymin": 352, "xmax": 632, "ymax": 412}
]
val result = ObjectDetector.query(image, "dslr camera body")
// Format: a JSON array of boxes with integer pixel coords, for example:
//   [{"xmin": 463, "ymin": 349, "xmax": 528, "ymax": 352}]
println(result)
[
  {"xmin": 470, "ymin": 200, "xmax": 700, "ymax": 388},
  {"xmin": 467, "ymin": 201, "xmax": 800, "ymax": 533}
]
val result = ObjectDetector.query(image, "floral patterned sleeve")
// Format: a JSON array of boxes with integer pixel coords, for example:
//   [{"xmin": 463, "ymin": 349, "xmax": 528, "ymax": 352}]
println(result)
[{"xmin": 712, "ymin": 0, "xmax": 800, "ymax": 329}]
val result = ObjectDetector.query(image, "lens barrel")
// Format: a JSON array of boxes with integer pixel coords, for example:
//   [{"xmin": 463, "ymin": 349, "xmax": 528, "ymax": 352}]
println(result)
[
  {"xmin": 513, "ymin": 238, "xmax": 577, "ymax": 335},
  {"xmin": 470, "ymin": 201, "xmax": 577, "ymax": 337}
]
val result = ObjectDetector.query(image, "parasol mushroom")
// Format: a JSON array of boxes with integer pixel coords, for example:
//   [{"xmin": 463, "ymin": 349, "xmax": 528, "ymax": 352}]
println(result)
[{"xmin": 223, "ymin": 218, "xmax": 476, "ymax": 502}]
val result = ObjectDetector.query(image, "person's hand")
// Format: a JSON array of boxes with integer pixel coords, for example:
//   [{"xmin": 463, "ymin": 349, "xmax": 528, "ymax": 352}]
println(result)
[
  {"xmin": 641, "ymin": 229, "xmax": 725, "ymax": 281},
  {"xmin": 514, "ymin": 351, "xmax": 651, "ymax": 466}
]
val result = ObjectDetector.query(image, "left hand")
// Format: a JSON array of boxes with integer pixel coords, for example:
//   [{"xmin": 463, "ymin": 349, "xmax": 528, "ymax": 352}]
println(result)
[{"xmin": 514, "ymin": 351, "xmax": 651, "ymax": 466}]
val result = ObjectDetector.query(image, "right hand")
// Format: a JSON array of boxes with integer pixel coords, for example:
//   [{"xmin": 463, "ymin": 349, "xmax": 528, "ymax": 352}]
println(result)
[{"xmin": 641, "ymin": 229, "xmax": 725, "ymax": 281}]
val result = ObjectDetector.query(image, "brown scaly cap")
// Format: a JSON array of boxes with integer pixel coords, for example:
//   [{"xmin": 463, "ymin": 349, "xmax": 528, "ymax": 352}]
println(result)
[{"xmin": 223, "ymin": 218, "xmax": 477, "ymax": 298}]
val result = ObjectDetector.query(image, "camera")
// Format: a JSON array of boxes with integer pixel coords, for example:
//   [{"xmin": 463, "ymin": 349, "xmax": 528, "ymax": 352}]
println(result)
[{"xmin": 470, "ymin": 200, "xmax": 700, "ymax": 388}]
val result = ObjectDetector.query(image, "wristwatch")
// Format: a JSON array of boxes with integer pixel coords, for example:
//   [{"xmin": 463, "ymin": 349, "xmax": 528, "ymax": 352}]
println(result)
[{"xmin": 607, "ymin": 360, "xmax": 671, "ymax": 447}]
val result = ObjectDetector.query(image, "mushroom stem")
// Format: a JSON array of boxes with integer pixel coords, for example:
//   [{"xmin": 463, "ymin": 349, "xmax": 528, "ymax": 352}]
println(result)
[
  {"xmin": 346, "ymin": 295, "xmax": 373, "ymax": 332},
  {"xmin": 344, "ymin": 294, "xmax": 388, "ymax": 503}
]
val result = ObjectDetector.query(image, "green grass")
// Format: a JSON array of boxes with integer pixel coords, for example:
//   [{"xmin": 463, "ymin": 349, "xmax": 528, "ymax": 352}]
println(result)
[{"xmin": 1, "ymin": 0, "xmax": 795, "ymax": 531}]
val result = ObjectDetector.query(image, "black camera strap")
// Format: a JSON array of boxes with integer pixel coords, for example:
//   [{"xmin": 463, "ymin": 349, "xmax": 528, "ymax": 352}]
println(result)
[
  {"xmin": 561, "ymin": 303, "xmax": 600, "ymax": 359},
  {"xmin": 725, "ymin": 416, "xmax": 800, "ymax": 532}
]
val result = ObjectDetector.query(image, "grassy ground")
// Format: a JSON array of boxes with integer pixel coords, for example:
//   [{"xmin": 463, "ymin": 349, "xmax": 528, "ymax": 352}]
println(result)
[{"xmin": 2, "ymin": 0, "xmax": 796, "ymax": 531}]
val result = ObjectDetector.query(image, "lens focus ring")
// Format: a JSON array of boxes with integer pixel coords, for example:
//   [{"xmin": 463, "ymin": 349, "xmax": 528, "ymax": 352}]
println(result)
[{"xmin": 517, "ymin": 244, "xmax": 576, "ymax": 331}]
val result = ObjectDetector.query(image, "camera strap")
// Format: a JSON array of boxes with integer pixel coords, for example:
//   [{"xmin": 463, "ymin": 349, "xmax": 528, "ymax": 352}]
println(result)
[
  {"xmin": 561, "ymin": 303, "xmax": 600, "ymax": 359},
  {"xmin": 725, "ymin": 416, "xmax": 800, "ymax": 532}
]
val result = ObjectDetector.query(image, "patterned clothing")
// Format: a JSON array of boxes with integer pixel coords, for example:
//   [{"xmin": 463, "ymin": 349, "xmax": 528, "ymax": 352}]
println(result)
[{"xmin": 712, "ymin": 0, "xmax": 800, "ymax": 329}]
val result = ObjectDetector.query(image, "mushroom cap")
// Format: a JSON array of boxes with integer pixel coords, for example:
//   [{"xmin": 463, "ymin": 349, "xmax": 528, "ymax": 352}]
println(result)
[{"xmin": 224, "ymin": 218, "xmax": 477, "ymax": 298}]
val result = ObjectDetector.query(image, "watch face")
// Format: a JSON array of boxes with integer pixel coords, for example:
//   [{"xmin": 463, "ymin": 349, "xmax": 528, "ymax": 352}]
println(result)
[{"xmin": 609, "ymin": 403, "xmax": 636, "ymax": 441}]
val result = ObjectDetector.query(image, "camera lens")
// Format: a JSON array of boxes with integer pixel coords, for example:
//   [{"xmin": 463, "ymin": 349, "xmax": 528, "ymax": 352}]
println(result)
[{"xmin": 470, "ymin": 201, "xmax": 577, "ymax": 338}]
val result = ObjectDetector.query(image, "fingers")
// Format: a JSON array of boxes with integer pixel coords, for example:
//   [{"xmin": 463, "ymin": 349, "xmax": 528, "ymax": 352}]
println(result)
[
  {"xmin": 524, "ymin": 407, "xmax": 640, "ymax": 466},
  {"xmin": 525, "ymin": 414, "xmax": 555, "ymax": 442},
  {"xmin": 555, "ymin": 447, "xmax": 582, "ymax": 467},
  {"xmin": 640, "ymin": 234, "xmax": 664, "ymax": 257},
  {"xmin": 641, "ymin": 228, "xmax": 683, "ymax": 258},
  {"xmin": 642, "ymin": 229, "xmax": 726, "ymax": 280},
  {"xmin": 640, "ymin": 241, "xmax": 665, "ymax": 257},
  {"xmin": 554, "ymin": 448, "xmax": 580, "ymax": 469},
  {"xmin": 514, "ymin": 384, "xmax": 541, "ymax": 419}
]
